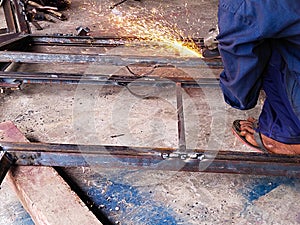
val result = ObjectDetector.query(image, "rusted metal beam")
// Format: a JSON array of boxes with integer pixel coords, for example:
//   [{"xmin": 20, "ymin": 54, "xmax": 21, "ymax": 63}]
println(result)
[
  {"xmin": 176, "ymin": 83, "xmax": 186, "ymax": 151},
  {"xmin": 0, "ymin": 71, "xmax": 220, "ymax": 87},
  {"xmin": 2, "ymin": 0, "xmax": 16, "ymax": 33},
  {"xmin": 0, "ymin": 32, "xmax": 21, "ymax": 44},
  {"xmin": 0, "ymin": 51, "xmax": 223, "ymax": 67},
  {"xmin": 2, "ymin": 0, "xmax": 30, "ymax": 33},
  {"xmin": 0, "ymin": 34, "xmax": 31, "ymax": 79},
  {"xmin": 31, "ymin": 35, "xmax": 135, "ymax": 47},
  {"xmin": 30, "ymin": 35, "xmax": 205, "ymax": 49},
  {"xmin": 1, "ymin": 142, "xmax": 300, "ymax": 182},
  {"xmin": 0, "ymin": 33, "xmax": 30, "ymax": 50}
]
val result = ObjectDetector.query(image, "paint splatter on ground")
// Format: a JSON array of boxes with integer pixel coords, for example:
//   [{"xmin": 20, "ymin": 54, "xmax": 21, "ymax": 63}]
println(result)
[
  {"xmin": 0, "ymin": 181, "xmax": 34, "ymax": 225},
  {"xmin": 62, "ymin": 168, "xmax": 178, "ymax": 225},
  {"xmin": 241, "ymin": 176, "xmax": 295, "ymax": 203},
  {"xmin": 11, "ymin": 203, "xmax": 34, "ymax": 225},
  {"xmin": 84, "ymin": 177, "xmax": 178, "ymax": 224},
  {"xmin": 0, "ymin": 202, "xmax": 34, "ymax": 225}
]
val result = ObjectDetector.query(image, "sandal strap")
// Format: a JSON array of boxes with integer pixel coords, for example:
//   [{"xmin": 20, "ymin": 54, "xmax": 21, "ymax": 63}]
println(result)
[{"xmin": 254, "ymin": 132, "xmax": 269, "ymax": 153}]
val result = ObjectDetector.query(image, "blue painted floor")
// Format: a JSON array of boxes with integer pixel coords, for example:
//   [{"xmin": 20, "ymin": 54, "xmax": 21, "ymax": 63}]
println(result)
[{"xmin": 61, "ymin": 167, "xmax": 300, "ymax": 225}]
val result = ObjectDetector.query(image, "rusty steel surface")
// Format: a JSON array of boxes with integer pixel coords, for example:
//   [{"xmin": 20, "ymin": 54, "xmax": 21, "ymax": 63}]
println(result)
[
  {"xmin": 1, "ymin": 32, "xmax": 299, "ymax": 181},
  {"xmin": 1, "ymin": 142, "xmax": 300, "ymax": 180},
  {"xmin": 1, "ymin": 3, "xmax": 299, "ymax": 184},
  {"xmin": 176, "ymin": 82, "xmax": 186, "ymax": 151},
  {"xmin": 2, "ymin": 0, "xmax": 30, "ymax": 33},
  {"xmin": 0, "ymin": 50, "xmax": 223, "ymax": 67},
  {"xmin": 0, "ymin": 71, "xmax": 220, "ymax": 87},
  {"xmin": 0, "ymin": 33, "xmax": 222, "ymax": 67}
]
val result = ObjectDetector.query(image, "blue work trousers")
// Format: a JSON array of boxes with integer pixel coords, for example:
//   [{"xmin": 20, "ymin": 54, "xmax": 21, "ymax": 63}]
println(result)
[{"xmin": 217, "ymin": 0, "xmax": 300, "ymax": 143}]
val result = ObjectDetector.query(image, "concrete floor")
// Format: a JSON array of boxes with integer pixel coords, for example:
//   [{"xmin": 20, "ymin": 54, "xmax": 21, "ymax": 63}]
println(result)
[{"xmin": 1, "ymin": 0, "xmax": 300, "ymax": 224}]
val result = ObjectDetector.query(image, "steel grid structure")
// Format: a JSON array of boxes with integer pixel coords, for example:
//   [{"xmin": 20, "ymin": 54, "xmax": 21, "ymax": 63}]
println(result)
[{"xmin": 1, "ymin": 0, "xmax": 300, "ymax": 187}]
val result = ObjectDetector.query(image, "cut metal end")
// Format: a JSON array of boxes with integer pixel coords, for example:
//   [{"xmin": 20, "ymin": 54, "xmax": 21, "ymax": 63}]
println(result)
[{"xmin": 0, "ymin": 152, "xmax": 15, "ymax": 187}]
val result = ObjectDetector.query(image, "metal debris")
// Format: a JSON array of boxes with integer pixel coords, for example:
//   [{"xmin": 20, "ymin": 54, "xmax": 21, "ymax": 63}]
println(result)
[
  {"xmin": 76, "ymin": 26, "xmax": 90, "ymax": 36},
  {"xmin": 23, "ymin": 0, "xmax": 69, "ymax": 30}
]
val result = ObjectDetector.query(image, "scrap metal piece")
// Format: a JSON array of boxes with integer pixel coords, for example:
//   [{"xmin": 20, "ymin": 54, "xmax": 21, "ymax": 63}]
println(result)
[
  {"xmin": 26, "ymin": 0, "xmax": 67, "ymax": 20},
  {"xmin": 30, "ymin": 20, "xmax": 43, "ymax": 30},
  {"xmin": 0, "ymin": 81, "xmax": 20, "ymax": 91},
  {"xmin": 33, "ymin": 0, "xmax": 71, "ymax": 11},
  {"xmin": 76, "ymin": 26, "xmax": 90, "ymax": 36}
]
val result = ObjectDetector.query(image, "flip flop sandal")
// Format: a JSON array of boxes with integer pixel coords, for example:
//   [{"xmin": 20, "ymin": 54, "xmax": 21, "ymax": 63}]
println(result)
[{"xmin": 232, "ymin": 120, "xmax": 269, "ymax": 154}]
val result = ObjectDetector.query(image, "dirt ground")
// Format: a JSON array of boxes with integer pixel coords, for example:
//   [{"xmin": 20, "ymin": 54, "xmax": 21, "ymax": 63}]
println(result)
[{"xmin": 1, "ymin": 1, "xmax": 300, "ymax": 225}]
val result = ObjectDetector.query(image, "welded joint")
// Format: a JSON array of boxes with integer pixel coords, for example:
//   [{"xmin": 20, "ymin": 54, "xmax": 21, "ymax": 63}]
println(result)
[
  {"xmin": 15, "ymin": 152, "xmax": 42, "ymax": 165},
  {"xmin": 161, "ymin": 152, "xmax": 205, "ymax": 161}
]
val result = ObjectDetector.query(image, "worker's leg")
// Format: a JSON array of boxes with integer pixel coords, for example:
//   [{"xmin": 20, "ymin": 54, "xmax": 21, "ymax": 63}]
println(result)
[
  {"xmin": 218, "ymin": 0, "xmax": 300, "ymax": 111},
  {"xmin": 217, "ymin": 0, "xmax": 271, "ymax": 110},
  {"xmin": 286, "ymin": 71, "xmax": 300, "ymax": 119},
  {"xmin": 218, "ymin": 0, "xmax": 300, "ymax": 152},
  {"xmin": 257, "ymin": 46, "xmax": 300, "ymax": 144}
]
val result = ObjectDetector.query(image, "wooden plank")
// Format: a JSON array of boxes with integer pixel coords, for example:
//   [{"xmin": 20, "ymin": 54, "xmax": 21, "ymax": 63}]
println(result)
[{"xmin": 0, "ymin": 121, "xmax": 102, "ymax": 225}]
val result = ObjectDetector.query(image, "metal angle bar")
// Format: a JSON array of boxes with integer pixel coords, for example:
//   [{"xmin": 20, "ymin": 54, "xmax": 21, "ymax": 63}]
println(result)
[
  {"xmin": 1, "ymin": 142, "xmax": 300, "ymax": 178},
  {"xmin": 2, "ymin": 34, "xmax": 205, "ymax": 52},
  {"xmin": 176, "ymin": 83, "xmax": 187, "ymax": 151},
  {"xmin": 31, "ymin": 35, "xmax": 134, "ymax": 47},
  {"xmin": 0, "ymin": 51, "xmax": 223, "ymax": 67},
  {"xmin": 30, "ymin": 35, "xmax": 204, "ymax": 49},
  {"xmin": 0, "ymin": 34, "xmax": 31, "ymax": 74},
  {"xmin": 0, "ymin": 33, "xmax": 22, "ymax": 45},
  {"xmin": 12, "ymin": 0, "xmax": 30, "ymax": 33},
  {"xmin": 0, "ymin": 34, "xmax": 30, "ymax": 50},
  {"xmin": 2, "ymin": 0, "xmax": 30, "ymax": 33},
  {"xmin": 0, "ymin": 71, "xmax": 220, "ymax": 87},
  {"xmin": 2, "ymin": 0, "xmax": 16, "ymax": 33}
]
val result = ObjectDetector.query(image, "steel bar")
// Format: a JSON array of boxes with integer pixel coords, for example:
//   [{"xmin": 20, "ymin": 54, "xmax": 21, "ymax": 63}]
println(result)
[
  {"xmin": 0, "ymin": 34, "xmax": 30, "ymax": 76},
  {"xmin": 0, "ymin": 63, "xmax": 11, "ymax": 72},
  {"xmin": 0, "ymin": 33, "xmax": 22, "ymax": 44},
  {"xmin": 176, "ymin": 83, "xmax": 187, "ymax": 151},
  {"xmin": 3, "ymin": 0, "xmax": 16, "ymax": 33},
  {"xmin": 31, "ymin": 35, "xmax": 135, "ymax": 47},
  {"xmin": 2, "ymin": 0, "xmax": 30, "ymax": 33},
  {"xmin": 12, "ymin": 0, "xmax": 30, "ymax": 33},
  {"xmin": 1, "ymin": 142, "xmax": 300, "ymax": 178},
  {"xmin": 29, "ymin": 35, "xmax": 204, "ymax": 49},
  {"xmin": 0, "ymin": 51, "xmax": 223, "ymax": 67},
  {"xmin": 0, "ymin": 34, "xmax": 30, "ymax": 50},
  {"xmin": 0, "ymin": 71, "xmax": 220, "ymax": 87}
]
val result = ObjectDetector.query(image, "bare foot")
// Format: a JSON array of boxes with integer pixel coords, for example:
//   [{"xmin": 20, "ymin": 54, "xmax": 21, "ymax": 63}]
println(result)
[{"xmin": 238, "ymin": 118, "xmax": 300, "ymax": 155}]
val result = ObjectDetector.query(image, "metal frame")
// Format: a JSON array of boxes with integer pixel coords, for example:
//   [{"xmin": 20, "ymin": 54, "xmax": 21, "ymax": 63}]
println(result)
[
  {"xmin": 1, "ymin": 0, "xmax": 300, "ymax": 186},
  {"xmin": 1, "ymin": 0, "xmax": 30, "ymax": 33}
]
